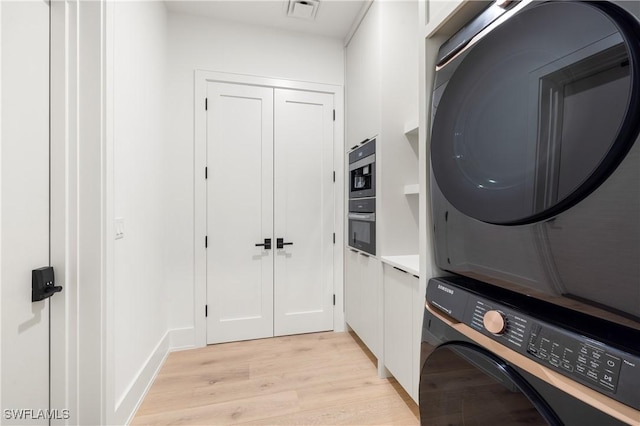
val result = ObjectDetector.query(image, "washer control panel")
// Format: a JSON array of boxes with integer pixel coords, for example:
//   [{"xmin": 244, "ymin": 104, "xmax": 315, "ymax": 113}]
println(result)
[{"xmin": 427, "ymin": 278, "xmax": 640, "ymax": 411}]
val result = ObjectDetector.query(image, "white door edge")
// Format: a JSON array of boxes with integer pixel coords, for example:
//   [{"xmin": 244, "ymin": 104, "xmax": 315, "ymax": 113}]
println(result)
[{"xmin": 49, "ymin": 2, "xmax": 108, "ymax": 424}]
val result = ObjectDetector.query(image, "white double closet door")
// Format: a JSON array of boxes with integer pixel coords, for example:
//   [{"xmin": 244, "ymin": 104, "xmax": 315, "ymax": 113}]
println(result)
[{"xmin": 206, "ymin": 82, "xmax": 334, "ymax": 344}]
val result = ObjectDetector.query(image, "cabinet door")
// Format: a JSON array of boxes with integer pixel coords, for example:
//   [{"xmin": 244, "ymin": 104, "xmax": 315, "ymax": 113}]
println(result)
[
  {"xmin": 345, "ymin": 248, "xmax": 361, "ymax": 334},
  {"xmin": 346, "ymin": 1, "xmax": 381, "ymax": 145},
  {"xmin": 427, "ymin": 0, "xmax": 462, "ymax": 30},
  {"xmin": 359, "ymin": 254, "xmax": 380, "ymax": 357},
  {"xmin": 206, "ymin": 82, "xmax": 274, "ymax": 344},
  {"xmin": 412, "ymin": 275, "xmax": 426, "ymax": 402},
  {"xmin": 384, "ymin": 266, "xmax": 414, "ymax": 395}
]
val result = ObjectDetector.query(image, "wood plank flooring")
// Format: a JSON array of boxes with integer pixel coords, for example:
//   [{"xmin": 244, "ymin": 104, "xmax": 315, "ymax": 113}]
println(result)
[{"xmin": 132, "ymin": 331, "xmax": 419, "ymax": 425}]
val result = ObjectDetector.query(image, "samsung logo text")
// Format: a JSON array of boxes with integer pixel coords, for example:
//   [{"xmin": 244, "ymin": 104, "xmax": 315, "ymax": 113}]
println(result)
[{"xmin": 437, "ymin": 284, "xmax": 454, "ymax": 295}]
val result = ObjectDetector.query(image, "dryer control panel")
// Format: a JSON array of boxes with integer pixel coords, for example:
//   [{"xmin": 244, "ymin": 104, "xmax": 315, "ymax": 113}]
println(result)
[
  {"xmin": 426, "ymin": 277, "xmax": 640, "ymax": 411},
  {"xmin": 527, "ymin": 322, "xmax": 623, "ymax": 393}
]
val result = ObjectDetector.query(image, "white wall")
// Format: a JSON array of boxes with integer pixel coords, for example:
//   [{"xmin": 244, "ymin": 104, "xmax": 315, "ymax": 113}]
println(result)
[
  {"xmin": 165, "ymin": 12, "xmax": 345, "ymax": 335},
  {"xmin": 111, "ymin": 2, "xmax": 169, "ymax": 423}
]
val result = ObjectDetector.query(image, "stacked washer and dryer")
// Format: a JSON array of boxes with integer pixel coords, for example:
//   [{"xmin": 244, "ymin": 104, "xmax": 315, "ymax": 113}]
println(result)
[{"xmin": 421, "ymin": 1, "xmax": 640, "ymax": 424}]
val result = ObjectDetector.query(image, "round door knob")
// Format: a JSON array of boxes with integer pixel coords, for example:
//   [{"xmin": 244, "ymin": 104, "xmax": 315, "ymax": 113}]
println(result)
[{"xmin": 483, "ymin": 310, "xmax": 507, "ymax": 335}]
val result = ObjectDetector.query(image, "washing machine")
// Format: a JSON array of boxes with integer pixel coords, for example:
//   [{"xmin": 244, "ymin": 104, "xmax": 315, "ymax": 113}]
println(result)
[{"xmin": 419, "ymin": 277, "xmax": 640, "ymax": 425}]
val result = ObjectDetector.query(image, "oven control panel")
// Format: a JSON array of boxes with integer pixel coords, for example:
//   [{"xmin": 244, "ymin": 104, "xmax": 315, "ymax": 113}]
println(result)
[{"xmin": 426, "ymin": 278, "xmax": 640, "ymax": 411}]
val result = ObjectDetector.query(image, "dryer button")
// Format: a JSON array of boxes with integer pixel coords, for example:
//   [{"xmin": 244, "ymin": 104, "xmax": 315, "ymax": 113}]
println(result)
[{"xmin": 483, "ymin": 310, "xmax": 506, "ymax": 335}]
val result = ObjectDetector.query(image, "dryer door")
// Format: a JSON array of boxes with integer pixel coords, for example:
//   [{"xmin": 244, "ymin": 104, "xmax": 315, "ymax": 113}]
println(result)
[
  {"xmin": 430, "ymin": 1, "xmax": 640, "ymax": 225},
  {"xmin": 419, "ymin": 342, "xmax": 560, "ymax": 426}
]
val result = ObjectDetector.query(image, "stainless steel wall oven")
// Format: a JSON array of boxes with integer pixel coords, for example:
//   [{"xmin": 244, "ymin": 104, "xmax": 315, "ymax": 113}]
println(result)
[
  {"xmin": 348, "ymin": 198, "xmax": 376, "ymax": 255},
  {"xmin": 348, "ymin": 138, "xmax": 376, "ymax": 199},
  {"xmin": 347, "ymin": 138, "xmax": 376, "ymax": 255}
]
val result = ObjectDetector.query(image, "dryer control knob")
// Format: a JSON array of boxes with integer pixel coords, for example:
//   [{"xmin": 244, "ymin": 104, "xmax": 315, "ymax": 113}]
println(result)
[{"xmin": 483, "ymin": 310, "xmax": 506, "ymax": 335}]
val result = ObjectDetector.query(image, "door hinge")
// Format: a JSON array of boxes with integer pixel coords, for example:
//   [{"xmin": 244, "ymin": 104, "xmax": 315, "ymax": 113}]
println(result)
[
  {"xmin": 205, "ymin": 304, "xmax": 208, "ymax": 317},
  {"xmin": 333, "ymin": 233, "xmax": 335, "ymax": 244},
  {"xmin": 205, "ymin": 236, "xmax": 208, "ymax": 248},
  {"xmin": 333, "ymin": 171, "xmax": 335, "ymax": 182},
  {"xmin": 205, "ymin": 167, "xmax": 208, "ymax": 179},
  {"xmin": 205, "ymin": 98, "xmax": 208, "ymax": 111},
  {"xmin": 333, "ymin": 294, "xmax": 336, "ymax": 306},
  {"xmin": 333, "ymin": 109, "xmax": 335, "ymax": 121}
]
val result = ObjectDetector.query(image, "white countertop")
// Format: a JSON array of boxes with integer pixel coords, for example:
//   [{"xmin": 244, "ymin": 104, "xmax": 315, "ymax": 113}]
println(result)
[{"xmin": 380, "ymin": 255, "xmax": 419, "ymax": 277}]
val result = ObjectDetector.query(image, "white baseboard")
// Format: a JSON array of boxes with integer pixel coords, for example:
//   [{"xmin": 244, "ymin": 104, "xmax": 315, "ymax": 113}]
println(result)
[
  {"xmin": 116, "ymin": 327, "xmax": 196, "ymax": 425},
  {"xmin": 169, "ymin": 327, "xmax": 196, "ymax": 351},
  {"xmin": 118, "ymin": 331, "xmax": 170, "ymax": 426}
]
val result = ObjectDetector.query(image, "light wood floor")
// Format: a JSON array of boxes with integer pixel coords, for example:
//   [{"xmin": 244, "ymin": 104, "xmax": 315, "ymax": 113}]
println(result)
[{"xmin": 132, "ymin": 331, "xmax": 419, "ymax": 425}]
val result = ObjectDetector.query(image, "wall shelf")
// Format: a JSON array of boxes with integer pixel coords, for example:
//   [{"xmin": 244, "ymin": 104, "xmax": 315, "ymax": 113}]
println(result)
[
  {"xmin": 404, "ymin": 184, "xmax": 419, "ymax": 195},
  {"xmin": 404, "ymin": 119, "xmax": 419, "ymax": 137}
]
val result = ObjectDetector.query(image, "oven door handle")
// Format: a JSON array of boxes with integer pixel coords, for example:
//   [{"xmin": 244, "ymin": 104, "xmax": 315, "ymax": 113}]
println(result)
[{"xmin": 348, "ymin": 213, "xmax": 375, "ymax": 222}]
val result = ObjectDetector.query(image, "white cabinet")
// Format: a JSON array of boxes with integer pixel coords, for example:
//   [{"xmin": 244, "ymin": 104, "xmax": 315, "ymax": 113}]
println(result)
[
  {"xmin": 423, "ymin": 0, "xmax": 491, "ymax": 38},
  {"xmin": 425, "ymin": 0, "xmax": 463, "ymax": 35},
  {"xmin": 345, "ymin": 0, "xmax": 424, "ymax": 392},
  {"xmin": 346, "ymin": 2, "xmax": 381, "ymax": 146},
  {"xmin": 345, "ymin": 248, "xmax": 360, "ymax": 330},
  {"xmin": 346, "ymin": 0, "xmax": 420, "ymax": 257},
  {"xmin": 382, "ymin": 258, "xmax": 424, "ymax": 403},
  {"xmin": 384, "ymin": 265, "xmax": 414, "ymax": 393},
  {"xmin": 377, "ymin": 0, "xmax": 420, "ymax": 256},
  {"xmin": 345, "ymin": 248, "xmax": 381, "ymax": 358}
]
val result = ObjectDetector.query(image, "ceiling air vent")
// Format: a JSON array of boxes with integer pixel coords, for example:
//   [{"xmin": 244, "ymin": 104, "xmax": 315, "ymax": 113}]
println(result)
[{"xmin": 286, "ymin": 0, "xmax": 320, "ymax": 20}]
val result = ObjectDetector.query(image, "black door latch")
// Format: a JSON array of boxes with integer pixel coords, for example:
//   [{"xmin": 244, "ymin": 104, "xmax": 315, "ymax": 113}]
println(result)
[
  {"xmin": 255, "ymin": 238, "xmax": 272, "ymax": 250},
  {"xmin": 276, "ymin": 238, "xmax": 294, "ymax": 249},
  {"xmin": 32, "ymin": 266, "xmax": 63, "ymax": 302}
]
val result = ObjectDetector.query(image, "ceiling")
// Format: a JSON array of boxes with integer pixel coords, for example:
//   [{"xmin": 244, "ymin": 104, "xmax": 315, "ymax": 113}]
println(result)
[{"xmin": 164, "ymin": 0, "xmax": 370, "ymax": 41}]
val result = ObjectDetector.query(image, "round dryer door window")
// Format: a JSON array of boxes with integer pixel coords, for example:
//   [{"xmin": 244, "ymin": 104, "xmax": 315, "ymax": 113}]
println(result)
[{"xmin": 430, "ymin": 1, "xmax": 640, "ymax": 225}]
